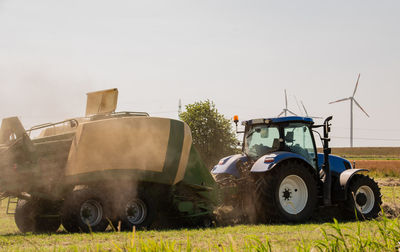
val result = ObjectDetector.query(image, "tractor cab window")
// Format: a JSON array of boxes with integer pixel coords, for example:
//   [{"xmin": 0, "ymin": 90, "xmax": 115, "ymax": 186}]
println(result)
[
  {"xmin": 284, "ymin": 123, "xmax": 316, "ymax": 167},
  {"xmin": 244, "ymin": 125, "xmax": 280, "ymax": 159}
]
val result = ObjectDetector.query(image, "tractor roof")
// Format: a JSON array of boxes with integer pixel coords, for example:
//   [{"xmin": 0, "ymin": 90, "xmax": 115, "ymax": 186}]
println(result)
[{"xmin": 243, "ymin": 116, "xmax": 314, "ymax": 126}]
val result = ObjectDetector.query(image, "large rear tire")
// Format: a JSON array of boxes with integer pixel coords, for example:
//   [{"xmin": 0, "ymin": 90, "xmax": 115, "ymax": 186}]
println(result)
[
  {"xmin": 344, "ymin": 174, "xmax": 382, "ymax": 219},
  {"xmin": 255, "ymin": 160, "xmax": 318, "ymax": 222},
  {"xmin": 15, "ymin": 199, "xmax": 61, "ymax": 233},
  {"xmin": 61, "ymin": 189, "xmax": 110, "ymax": 233}
]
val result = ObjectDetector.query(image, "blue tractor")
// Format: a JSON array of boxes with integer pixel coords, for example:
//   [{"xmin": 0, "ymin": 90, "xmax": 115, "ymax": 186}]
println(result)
[{"xmin": 212, "ymin": 116, "xmax": 381, "ymax": 223}]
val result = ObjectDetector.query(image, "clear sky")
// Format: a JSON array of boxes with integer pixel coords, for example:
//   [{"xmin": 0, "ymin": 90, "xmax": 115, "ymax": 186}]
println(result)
[{"xmin": 0, "ymin": 0, "xmax": 399, "ymax": 147}]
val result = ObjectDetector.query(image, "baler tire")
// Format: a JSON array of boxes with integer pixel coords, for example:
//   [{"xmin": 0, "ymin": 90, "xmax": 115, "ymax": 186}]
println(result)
[
  {"xmin": 62, "ymin": 193, "xmax": 83, "ymax": 233},
  {"xmin": 15, "ymin": 200, "xmax": 35, "ymax": 233},
  {"xmin": 255, "ymin": 160, "xmax": 317, "ymax": 223},
  {"xmin": 35, "ymin": 216, "xmax": 61, "ymax": 233},
  {"xmin": 344, "ymin": 174, "xmax": 382, "ymax": 220},
  {"xmin": 61, "ymin": 189, "xmax": 110, "ymax": 233},
  {"xmin": 15, "ymin": 199, "xmax": 61, "ymax": 233},
  {"xmin": 119, "ymin": 190, "xmax": 156, "ymax": 231}
]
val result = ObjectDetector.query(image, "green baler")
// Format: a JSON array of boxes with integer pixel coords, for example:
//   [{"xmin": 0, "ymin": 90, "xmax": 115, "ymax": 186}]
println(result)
[{"xmin": 0, "ymin": 88, "xmax": 218, "ymax": 233}]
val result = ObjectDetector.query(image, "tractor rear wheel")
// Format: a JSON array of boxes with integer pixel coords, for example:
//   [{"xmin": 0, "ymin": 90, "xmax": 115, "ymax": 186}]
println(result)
[
  {"xmin": 15, "ymin": 199, "xmax": 61, "ymax": 233},
  {"xmin": 255, "ymin": 160, "xmax": 317, "ymax": 222},
  {"xmin": 344, "ymin": 174, "xmax": 381, "ymax": 219},
  {"xmin": 61, "ymin": 189, "xmax": 110, "ymax": 233}
]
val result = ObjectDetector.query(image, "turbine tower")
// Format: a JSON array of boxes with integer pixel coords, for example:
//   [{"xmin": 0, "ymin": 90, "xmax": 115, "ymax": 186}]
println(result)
[
  {"xmin": 178, "ymin": 99, "xmax": 182, "ymax": 115},
  {"xmin": 329, "ymin": 74, "xmax": 369, "ymax": 147},
  {"xmin": 278, "ymin": 89, "xmax": 297, "ymax": 117}
]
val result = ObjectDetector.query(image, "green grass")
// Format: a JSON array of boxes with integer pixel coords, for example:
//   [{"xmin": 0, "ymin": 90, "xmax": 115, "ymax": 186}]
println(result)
[
  {"xmin": 381, "ymin": 185, "xmax": 400, "ymax": 206},
  {"xmin": 0, "ymin": 218, "xmax": 399, "ymax": 251},
  {"xmin": 0, "ymin": 184, "xmax": 399, "ymax": 251},
  {"xmin": 0, "ymin": 220, "xmax": 396, "ymax": 251}
]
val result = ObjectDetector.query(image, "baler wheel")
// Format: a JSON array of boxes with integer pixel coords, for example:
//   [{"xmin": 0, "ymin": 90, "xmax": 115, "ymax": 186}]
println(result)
[
  {"xmin": 116, "ymin": 190, "xmax": 155, "ymax": 231},
  {"xmin": 255, "ymin": 160, "xmax": 317, "ymax": 222},
  {"xmin": 15, "ymin": 199, "xmax": 61, "ymax": 233},
  {"xmin": 15, "ymin": 200, "xmax": 35, "ymax": 233},
  {"xmin": 344, "ymin": 174, "xmax": 382, "ymax": 219},
  {"xmin": 61, "ymin": 189, "xmax": 110, "ymax": 233}
]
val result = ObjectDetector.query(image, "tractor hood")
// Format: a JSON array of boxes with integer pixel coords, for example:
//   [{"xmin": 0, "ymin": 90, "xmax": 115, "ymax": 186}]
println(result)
[
  {"xmin": 211, "ymin": 154, "xmax": 248, "ymax": 178},
  {"xmin": 317, "ymin": 153, "xmax": 352, "ymax": 174}
]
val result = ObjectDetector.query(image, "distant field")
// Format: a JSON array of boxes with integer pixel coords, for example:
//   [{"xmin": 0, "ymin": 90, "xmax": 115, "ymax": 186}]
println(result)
[
  {"xmin": 320, "ymin": 147, "xmax": 400, "ymax": 177},
  {"xmin": 328, "ymin": 147, "xmax": 400, "ymax": 160},
  {"xmin": 354, "ymin": 160, "xmax": 400, "ymax": 177}
]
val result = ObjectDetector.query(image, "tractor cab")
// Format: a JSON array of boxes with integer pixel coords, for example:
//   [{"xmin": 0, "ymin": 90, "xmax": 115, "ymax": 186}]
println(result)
[{"xmin": 242, "ymin": 117, "xmax": 317, "ymax": 168}]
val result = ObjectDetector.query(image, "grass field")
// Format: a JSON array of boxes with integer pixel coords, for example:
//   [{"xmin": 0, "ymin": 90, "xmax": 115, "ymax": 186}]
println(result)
[{"xmin": 0, "ymin": 181, "xmax": 399, "ymax": 251}]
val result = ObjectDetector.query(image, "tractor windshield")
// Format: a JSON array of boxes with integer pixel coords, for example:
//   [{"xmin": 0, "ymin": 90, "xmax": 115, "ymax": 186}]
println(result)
[
  {"xmin": 244, "ymin": 125, "xmax": 280, "ymax": 159},
  {"xmin": 284, "ymin": 123, "xmax": 316, "ymax": 167}
]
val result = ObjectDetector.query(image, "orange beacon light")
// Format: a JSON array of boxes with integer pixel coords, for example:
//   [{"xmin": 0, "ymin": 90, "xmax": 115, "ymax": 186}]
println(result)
[{"xmin": 233, "ymin": 115, "xmax": 239, "ymax": 124}]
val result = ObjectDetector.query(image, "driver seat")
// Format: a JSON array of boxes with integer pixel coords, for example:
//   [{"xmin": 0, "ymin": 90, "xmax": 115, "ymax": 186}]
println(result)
[{"xmin": 272, "ymin": 138, "xmax": 280, "ymax": 150}]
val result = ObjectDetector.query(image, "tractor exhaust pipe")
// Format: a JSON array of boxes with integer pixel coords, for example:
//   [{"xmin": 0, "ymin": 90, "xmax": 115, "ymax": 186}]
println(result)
[{"xmin": 322, "ymin": 116, "xmax": 333, "ymax": 206}]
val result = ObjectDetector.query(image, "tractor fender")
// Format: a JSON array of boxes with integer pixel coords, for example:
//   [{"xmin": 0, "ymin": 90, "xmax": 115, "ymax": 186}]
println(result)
[
  {"xmin": 211, "ymin": 154, "xmax": 248, "ymax": 178},
  {"xmin": 340, "ymin": 169, "xmax": 368, "ymax": 195},
  {"xmin": 250, "ymin": 151, "xmax": 314, "ymax": 173}
]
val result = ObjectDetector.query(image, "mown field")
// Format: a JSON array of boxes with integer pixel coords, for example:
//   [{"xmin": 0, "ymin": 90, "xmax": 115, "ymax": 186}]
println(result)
[
  {"xmin": 1, "ymin": 148, "xmax": 399, "ymax": 251},
  {"xmin": 330, "ymin": 147, "xmax": 400, "ymax": 160},
  {"xmin": 330, "ymin": 147, "xmax": 400, "ymax": 177}
]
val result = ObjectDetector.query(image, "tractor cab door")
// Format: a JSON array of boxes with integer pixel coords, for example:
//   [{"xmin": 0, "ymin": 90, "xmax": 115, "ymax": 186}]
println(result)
[{"xmin": 283, "ymin": 123, "xmax": 317, "ymax": 168}]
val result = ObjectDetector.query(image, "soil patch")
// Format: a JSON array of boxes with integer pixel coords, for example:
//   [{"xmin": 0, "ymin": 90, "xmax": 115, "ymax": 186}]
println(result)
[{"xmin": 377, "ymin": 177, "xmax": 400, "ymax": 187}]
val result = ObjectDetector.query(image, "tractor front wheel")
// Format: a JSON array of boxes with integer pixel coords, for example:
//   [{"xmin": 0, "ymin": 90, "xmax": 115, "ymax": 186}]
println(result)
[
  {"xmin": 344, "ymin": 174, "xmax": 382, "ymax": 219},
  {"xmin": 255, "ymin": 160, "xmax": 317, "ymax": 222}
]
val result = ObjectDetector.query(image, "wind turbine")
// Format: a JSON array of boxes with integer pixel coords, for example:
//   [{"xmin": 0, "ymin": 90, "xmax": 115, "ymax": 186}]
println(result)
[
  {"xmin": 329, "ymin": 74, "xmax": 370, "ymax": 147},
  {"xmin": 294, "ymin": 95, "xmax": 321, "ymax": 119},
  {"xmin": 301, "ymin": 101, "xmax": 322, "ymax": 119},
  {"xmin": 277, "ymin": 89, "xmax": 297, "ymax": 117}
]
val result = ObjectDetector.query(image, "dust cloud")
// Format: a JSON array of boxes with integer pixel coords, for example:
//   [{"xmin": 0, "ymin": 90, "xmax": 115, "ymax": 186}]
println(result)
[
  {"xmin": 0, "ymin": 69, "xmax": 92, "ymax": 129},
  {"xmin": 0, "ymin": 110, "xmax": 179, "ymax": 229}
]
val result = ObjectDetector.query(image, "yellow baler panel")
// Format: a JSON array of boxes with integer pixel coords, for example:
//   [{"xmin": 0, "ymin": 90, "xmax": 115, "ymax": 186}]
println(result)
[{"xmin": 65, "ymin": 117, "xmax": 171, "ymax": 176}]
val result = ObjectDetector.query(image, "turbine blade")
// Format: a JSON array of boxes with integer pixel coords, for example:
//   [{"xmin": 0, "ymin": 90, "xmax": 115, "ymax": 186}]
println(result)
[
  {"xmin": 284, "ymin": 89, "xmax": 288, "ymax": 109},
  {"xmin": 287, "ymin": 109, "xmax": 297, "ymax": 116},
  {"xmin": 301, "ymin": 101, "xmax": 309, "ymax": 116},
  {"xmin": 294, "ymin": 96, "xmax": 302, "ymax": 115},
  {"xmin": 329, "ymin": 97, "xmax": 350, "ymax": 104},
  {"xmin": 353, "ymin": 99, "xmax": 370, "ymax": 117},
  {"xmin": 352, "ymin": 73, "xmax": 361, "ymax": 97}
]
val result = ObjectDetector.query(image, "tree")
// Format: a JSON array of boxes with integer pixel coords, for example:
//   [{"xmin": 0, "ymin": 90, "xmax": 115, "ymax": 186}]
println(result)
[{"xmin": 179, "ymin": 100, "xmax": 237, "ymax": 169}]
